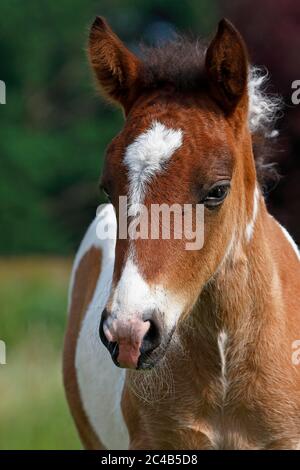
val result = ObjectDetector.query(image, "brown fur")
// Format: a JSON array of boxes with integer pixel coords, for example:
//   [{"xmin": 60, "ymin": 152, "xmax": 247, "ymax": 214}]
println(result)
[
  {"xmin": 88, "ymin": 16, "xmax": 142, "ymax": 114},
  {"xmin": 63, "ymin": 247, "xmax": 105, "ymax": 449},
  {"xmin": 65, "ymin": 17, "xmax": 300, "ymax": 450},
  {"xmin": 121, "ymin": 205, "xmax": 300, "ymax": 449},
  {"xmin": 92, "ymin": 17, "xmax": 278, "ymax": 186}
]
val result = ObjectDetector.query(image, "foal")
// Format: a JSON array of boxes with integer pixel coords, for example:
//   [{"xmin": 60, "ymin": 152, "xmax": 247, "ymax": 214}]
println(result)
[{"xmin": 63, "ymin": 17, "xmax": 300, "ymax": 449}]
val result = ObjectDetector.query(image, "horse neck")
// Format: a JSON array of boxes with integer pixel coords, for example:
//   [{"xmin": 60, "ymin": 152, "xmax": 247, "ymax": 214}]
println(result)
[{"xmin": 180, "ymin": 193, "xmax": 286, "ymax": 361}]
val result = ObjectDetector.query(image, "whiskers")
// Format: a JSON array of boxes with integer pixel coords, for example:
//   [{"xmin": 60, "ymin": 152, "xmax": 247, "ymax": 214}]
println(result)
[{"xmin": 127, "ymin": 332, "xmax": 183, "ymax": 404}]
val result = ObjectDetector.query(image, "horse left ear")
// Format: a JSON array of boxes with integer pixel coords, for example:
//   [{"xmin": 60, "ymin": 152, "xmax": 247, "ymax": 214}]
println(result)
[
  {"xmin": 88, "ymin": 16, "xmax": 142, "ymax": 114},
  {"xmin": 205, "ymin": 19, "xmax": 249, "ymax": 114}
]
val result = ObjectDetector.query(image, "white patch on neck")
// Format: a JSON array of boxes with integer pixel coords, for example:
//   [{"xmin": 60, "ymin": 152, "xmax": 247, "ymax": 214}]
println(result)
[
  {"xmin": 245, "ymin": 185, "xmax": 260, "ymax": 242},
  {"xmin": 68, "ymin": 204, "xmax": 115, "ymax": 309},
  {"xmin": 216, "ymin": 232, "xmax": 236, "ymax": 275},
  {"xmin": 124, "ymin": 121, "xmax": 183, "ymax": 213},
  {"xmin": 278, "ymin": 223, "xmax": 300, "ymax": 261},
  {"xmin": 217, "ymin": 330, "xmax": 228, "ymax": 398},
  {"xmin": 110, "ymin": 255, "xmax": 183, "ymax": 332},
  {"xmin": 73, "ymin": 210, "xmax": 130, "ymax": 449}
]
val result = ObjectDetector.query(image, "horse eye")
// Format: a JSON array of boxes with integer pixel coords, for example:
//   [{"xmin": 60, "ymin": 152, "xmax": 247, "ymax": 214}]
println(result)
[{"xmin": 203, "ymin": 181, "xmax": 230, "ymax": 209}]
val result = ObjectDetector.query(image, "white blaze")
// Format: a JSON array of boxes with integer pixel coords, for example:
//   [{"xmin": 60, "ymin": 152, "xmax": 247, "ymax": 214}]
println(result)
[
  {"xmin": 124, "ymin": 121, "xmax": 183, "ymax": 213},
  {"xmin": 112, "ymin": 121, "xmax": 185, "ymax": 326},
  {"xmin": 110, "ymin": 256, "xmax": 183, "ymax": 332}
]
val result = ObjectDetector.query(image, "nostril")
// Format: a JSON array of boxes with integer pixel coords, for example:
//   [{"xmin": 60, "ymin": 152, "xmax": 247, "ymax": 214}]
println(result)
[
  {"xmin": 99, "ymin": 308, "xmax": 109, "ymax": 346},
  {"xmin": 141, "ymin": 319, "xmax": 161, "ymax": 354},
  {"xmin": 99, "ymin": 310, "xmax": 120, "ymax": 365},
  {"xmin": 109, "ymin": 341, "xmax": 119, "ymax": 364},
  {"xmin": 144, "ymin": 320, "xmax": 158, "ymax": 342}
]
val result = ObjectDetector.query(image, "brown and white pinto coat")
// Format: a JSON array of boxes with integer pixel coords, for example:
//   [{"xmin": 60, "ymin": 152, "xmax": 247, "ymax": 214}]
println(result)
[{"xmin": 63, "ymin": 17, "xmax": 300, "ymax": 449}]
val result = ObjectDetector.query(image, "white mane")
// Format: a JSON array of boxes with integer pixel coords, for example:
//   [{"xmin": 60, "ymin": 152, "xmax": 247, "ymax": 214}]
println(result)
[{"xmin": 248, "ymin": 66, "xmax": 282, "ymax": 136}]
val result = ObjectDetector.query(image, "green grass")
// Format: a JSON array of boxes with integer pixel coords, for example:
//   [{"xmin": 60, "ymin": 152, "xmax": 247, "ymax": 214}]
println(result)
[{"xmin": 0, "ymin": 258, "xmax": 81, "ymax": 449}]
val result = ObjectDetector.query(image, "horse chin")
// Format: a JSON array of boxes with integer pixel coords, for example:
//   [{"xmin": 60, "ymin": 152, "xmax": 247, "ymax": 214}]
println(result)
[{"xmin": 136, "ymin": 352, "xmax": 163, "ymax": 371}]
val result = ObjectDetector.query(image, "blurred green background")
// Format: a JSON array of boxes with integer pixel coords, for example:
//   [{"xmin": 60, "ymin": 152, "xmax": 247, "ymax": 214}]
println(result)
[{"xmin": 0, "ymin": 0, "xmax": 299, "ymax": 449}]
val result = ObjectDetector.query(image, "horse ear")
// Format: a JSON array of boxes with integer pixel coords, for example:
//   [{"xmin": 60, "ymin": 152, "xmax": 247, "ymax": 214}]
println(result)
[
  {"xmin": 205, "ymin": 19, "xmax": 249, "ymax": 113},
  {"xmin": 88, "ymin": 16, "xmax": 142, "ymax": 114}
]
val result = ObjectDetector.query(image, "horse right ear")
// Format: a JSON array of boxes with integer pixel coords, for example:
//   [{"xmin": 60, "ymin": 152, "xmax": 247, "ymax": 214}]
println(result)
[
  {"xmin": 88, "ymin": 16, "xmax": 142, "ymax": 114},
  {"xmin": 205, "ymin": 19, "xmax": 249, "ymax": 114}
]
